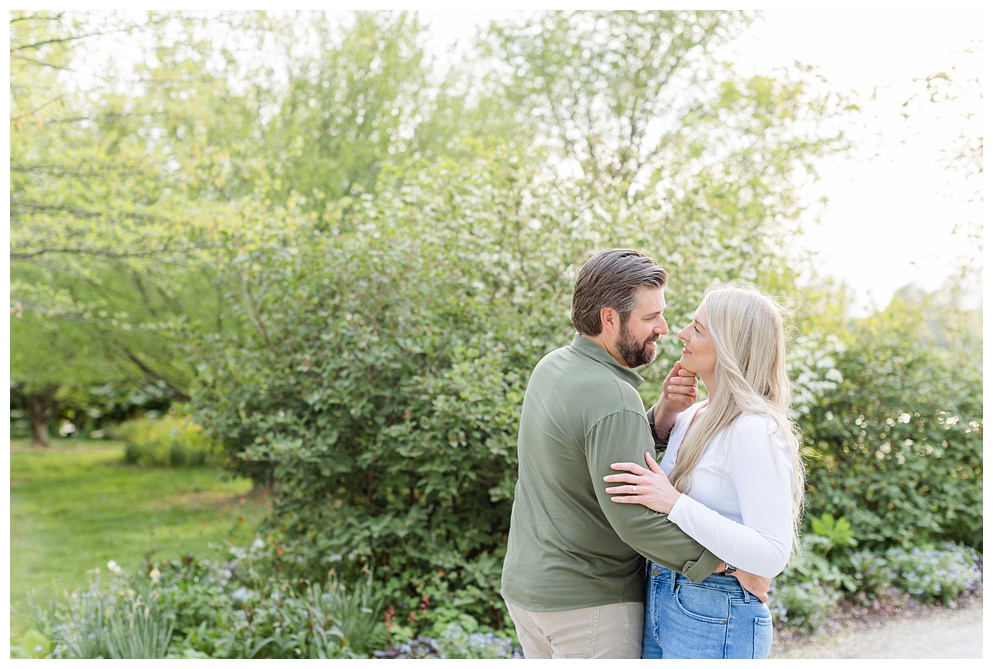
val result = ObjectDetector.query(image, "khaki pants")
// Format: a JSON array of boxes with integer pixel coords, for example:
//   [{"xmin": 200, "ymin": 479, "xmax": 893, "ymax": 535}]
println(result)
[{"xmin": 505, "ymin": 600, "xmax": 644, "ymax": 659}]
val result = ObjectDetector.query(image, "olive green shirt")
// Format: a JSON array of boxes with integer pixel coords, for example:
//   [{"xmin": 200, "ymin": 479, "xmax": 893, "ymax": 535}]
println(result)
[{"xmin": 500, "ymin": 334, "xmax": 721, "ymax": 611}]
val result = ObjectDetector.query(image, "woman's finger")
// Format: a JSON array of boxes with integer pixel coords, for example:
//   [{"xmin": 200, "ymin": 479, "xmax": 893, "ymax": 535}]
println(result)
[
  {"xmin": 609, "ymin": 462, "xmax": 645, "ymax": 474},
  {"xmin": 603, "ymin": 472, "xmax": 639, "ymax": 484},
  {"xmin": 605, "ymin": 484, "xmax": 640, "ymax": 495}
]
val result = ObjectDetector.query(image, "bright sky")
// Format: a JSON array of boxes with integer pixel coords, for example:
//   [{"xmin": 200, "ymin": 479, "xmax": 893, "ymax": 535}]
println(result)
[
  {"xmin": 738, "ymin": 10, "xmax": 984, "ymax": 316},
  {"xmin": 422, "ymin": 8, "xmax": 985, "ymax": 317}
]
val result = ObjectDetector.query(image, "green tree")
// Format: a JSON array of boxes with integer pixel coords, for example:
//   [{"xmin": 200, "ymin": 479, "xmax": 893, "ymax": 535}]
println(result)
[
  {"xmin": 9, "ymin": 11, "xmax": 243, "ymax": 443},
  {"xmin": 476, "ymin": 10, "xmax": 850, "ymax": 325},
  {"xmin": 260, "ymin": 11, "xmax": 431, "ymax": 220}
]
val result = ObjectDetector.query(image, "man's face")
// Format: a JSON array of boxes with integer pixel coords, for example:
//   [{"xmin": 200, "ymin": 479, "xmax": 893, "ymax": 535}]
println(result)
[{"xmin": 616, "ymin": 286, "xmax": 669, "ymax": 368}]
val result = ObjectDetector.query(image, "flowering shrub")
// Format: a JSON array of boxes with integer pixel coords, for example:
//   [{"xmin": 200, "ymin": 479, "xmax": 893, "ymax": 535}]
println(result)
[
  {"xmin": 373, "ymin": 636, "xmax": 443, "ymax": 659},
  {"xmin": 886, "ymin": 543, "xmax": 982, "ymax": 606},
  {"xmin": 439, "ymin": 625, "xmax": 523, "ymax": 659},
  {"xmin": 374, "ymin": 624, "xmax": 522, "ymax": 659},
  {"xmin": 769, "ymin": 579, "xmax": 842, "ymax": 633},
  {"xmin": 767, "ymin": 525, "xmax": 983, "ymax": 634},
  {"xmin": 798, "ymin": 298, "xmax": 983, "ymax": 551},
  {"xmin": 786, "ymin": 333, "xmax": 845, "ymax": 417}
]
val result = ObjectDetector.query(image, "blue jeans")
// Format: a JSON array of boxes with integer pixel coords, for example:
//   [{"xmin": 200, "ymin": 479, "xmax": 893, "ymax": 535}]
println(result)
[{"xmin": 642, "ymin": 562, "xmax": 773, "ymax": 659}]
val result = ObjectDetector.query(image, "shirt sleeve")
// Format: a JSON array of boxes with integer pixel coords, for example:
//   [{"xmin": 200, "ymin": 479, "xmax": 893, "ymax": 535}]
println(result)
[
  {"xmin": 667, "ymin": 415, "xmax": 794, "ymax": 578},
  {"xmin": 586, "ymin": 410, "xmax": 723, "ymax": 583},
  {"xmin": 646, "ymin": 405, "xmax": 668, "ymax": 452}
]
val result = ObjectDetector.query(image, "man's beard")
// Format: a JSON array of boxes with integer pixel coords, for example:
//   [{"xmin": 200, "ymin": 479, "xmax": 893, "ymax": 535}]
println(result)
[{"xmin": 618, "ymin": 320, "xmax": 659, "ymax": 368}]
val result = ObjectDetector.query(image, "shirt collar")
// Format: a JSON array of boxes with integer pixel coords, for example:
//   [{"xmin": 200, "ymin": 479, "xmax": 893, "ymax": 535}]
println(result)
[{"xmin": 569, "ymin": 333, "xmax": 645, "ymax": 389}]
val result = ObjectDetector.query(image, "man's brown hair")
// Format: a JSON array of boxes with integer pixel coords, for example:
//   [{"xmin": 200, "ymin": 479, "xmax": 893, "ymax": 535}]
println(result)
[{"xmin": 570, "ymin": 249, "xmax": 668, "ymax": 336}]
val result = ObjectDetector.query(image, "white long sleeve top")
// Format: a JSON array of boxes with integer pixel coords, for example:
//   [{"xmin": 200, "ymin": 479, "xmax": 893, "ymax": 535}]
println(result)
[{"xmin": 661, "ymin": 401, "xmax": 794, "ymax": 578}]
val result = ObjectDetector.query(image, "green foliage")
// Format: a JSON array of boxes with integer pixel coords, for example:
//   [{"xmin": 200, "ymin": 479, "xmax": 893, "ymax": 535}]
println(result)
[
  {"xmin": 771, "ymin": 515, "xmax": 983, "ymax": 631},
  {"xmin": 59, "ymin": 583, "xmax": 111, "ymax": 658},
  {"xmin": 9, "ymin": 11, "xmax": 247, "ymax": 442},
  {"xmin": 162, "ymin": 553, "xmax": 386, "ymax": 660},
  {"xmin": 809, "ymin": 512, "xmax": 857, "ymax": 550},
  {"xmin": 374, "ymin": 624, "xmax": 522, "ymax": 659},
  {"xmin": 25, "ymin": 564, "xmax": 171, "ymax": 659},
  {"xmin": 799, "ymin": 297, "xmax": 983, "ymax": 551},
  {"xmin": 190, "ymin": 146, "xmax": 569, "ymax": 628},
  {"xmin": 782, "ymin": 514, "xmax": 859, "ymax": 596},
  {"xmin": 483, "ymin": 11, "xmax": 755, "ymax": 198},
  {"xmin": 104, "ymin": 589, "xmax": 175, "ymax": 659},
  {"xmin": 115, "ymin": 414, "xmax": 222, "ymax": 467},
  {"xmin": 438, "ymin": 625, "xmax": 522, "ymax": 659},
  {"xmin": 176, "ymin": 547, "xmax": 386, "ymax": 659},
  {"xmin": 885, "ymin": 543, "xmax": 982, "ymax": 606},
  {"xmin": 263, "ymin": 12, "xmax": 435, "ymax": 218},
  {"xmin": 770, "ymin": 513, "xmax": 856, "ymax": 630},
  {"xmin": 844, "ymin": 550, "xmax": 895, "ymax": 609},
  {"xmin": 26, "ymin": 542, "xmax": 386, "ymax": 659},
  {"xmin": 14, "ymin": 626, "xmax": 56, "ymax": 659},
  {"xmin": 768, "ymin": 579, "xmax": 842, "ymax": 633}
]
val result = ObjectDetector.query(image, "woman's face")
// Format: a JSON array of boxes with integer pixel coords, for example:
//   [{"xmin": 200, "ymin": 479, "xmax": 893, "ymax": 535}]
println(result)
[{"xmin": 678, "ymin": 304, "xmax": 717, "ymax": 379}]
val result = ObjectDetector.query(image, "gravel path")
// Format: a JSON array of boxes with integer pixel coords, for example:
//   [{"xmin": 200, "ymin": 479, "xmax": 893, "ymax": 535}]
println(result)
[{"xmin": 770, "ymin": 594, "xmax": 984, "ymax": 659}]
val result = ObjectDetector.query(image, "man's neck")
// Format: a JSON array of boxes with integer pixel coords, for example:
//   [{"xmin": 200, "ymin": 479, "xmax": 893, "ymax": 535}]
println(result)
[{"xmin": 580, "ymin": 333, "xmax": 629, "ymax": 368}]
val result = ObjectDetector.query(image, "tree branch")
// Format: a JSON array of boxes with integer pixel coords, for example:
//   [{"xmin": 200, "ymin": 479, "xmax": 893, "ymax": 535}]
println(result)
[{"xmin": 10, "ymin": 243, "xmax": 216, "ymax": 261}]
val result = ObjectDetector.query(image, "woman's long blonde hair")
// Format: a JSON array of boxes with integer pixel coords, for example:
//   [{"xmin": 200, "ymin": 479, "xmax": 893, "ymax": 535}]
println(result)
[{"xmin": 668, "ymin": 283, "xmax": 805, "ymax": 548}]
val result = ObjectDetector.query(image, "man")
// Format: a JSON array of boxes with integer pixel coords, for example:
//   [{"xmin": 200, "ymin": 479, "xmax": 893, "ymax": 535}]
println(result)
[{"xmin": 500, "ymin": 249, "xmax": 771, "ymax": 659}]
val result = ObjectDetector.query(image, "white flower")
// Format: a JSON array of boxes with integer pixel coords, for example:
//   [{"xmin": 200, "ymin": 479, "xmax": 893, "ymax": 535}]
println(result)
[
  {"xmin": 149, "ymin": 567, "xmax": 161, "ymax": 584},
  {"xmin": 107, "ymin": 560, "xmax": 122, "ymax": 575},
  {"xmin": 231, "ymin": 587, "xmax": 255, "ymax": 602}
]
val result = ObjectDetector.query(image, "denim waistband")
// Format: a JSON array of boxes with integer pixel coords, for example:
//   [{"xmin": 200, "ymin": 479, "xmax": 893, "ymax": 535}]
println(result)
[{"xmin": 646, "ymin": 561, "xmax": 749, "ymax": 594}]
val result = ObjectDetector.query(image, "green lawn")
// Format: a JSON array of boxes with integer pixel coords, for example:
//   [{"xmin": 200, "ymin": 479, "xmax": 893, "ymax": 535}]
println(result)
[{"xmin": 8, "ymin": 439, "xmax": 271, "ymax": 640}]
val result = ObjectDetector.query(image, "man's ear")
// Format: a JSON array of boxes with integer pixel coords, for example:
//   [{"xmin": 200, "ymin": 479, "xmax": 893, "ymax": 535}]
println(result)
[{"xmin": 600, "ymin": 306, "xmax": 618, "ymax": 334}]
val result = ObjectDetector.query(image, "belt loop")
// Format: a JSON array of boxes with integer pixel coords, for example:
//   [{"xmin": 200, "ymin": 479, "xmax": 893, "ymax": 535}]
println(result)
[
  {"xmin": 741, "ymin": 584, "xmax": 753, "ymax": 603},
  {"xmin": 669, "ymin": 568, "xmax": 677, "ymax": 594}
]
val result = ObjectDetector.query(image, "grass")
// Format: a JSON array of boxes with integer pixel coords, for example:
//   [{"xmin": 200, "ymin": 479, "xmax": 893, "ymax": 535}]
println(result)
[{"xmin": 8, "ymin": 439, "xmax": 271, "ymax": 642}]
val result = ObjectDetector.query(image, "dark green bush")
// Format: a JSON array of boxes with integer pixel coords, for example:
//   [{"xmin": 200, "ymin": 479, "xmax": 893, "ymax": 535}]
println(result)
[{"xmin": 189, "ymin": 153, "xmax": 573, "ymax": 629}]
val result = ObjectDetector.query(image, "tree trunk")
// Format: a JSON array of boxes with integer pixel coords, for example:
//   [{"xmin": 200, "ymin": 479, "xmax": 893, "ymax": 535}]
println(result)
[
  {"xmin": 24, "ymin": 385, "xmax": 59, "ymax": 448},
  {"xmin": 250, "ymin": 462, "xmax": 279, "ymax": 498}
]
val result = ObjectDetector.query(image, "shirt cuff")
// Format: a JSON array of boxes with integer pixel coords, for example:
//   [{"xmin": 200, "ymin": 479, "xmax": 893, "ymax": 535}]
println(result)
[
  {"xmin": 647, "ymin": 405, "xmax": 667, "ymax": 450},
  {"xmin": 668, "ymin": 491, "xmax": 691, "ymax": 524}
]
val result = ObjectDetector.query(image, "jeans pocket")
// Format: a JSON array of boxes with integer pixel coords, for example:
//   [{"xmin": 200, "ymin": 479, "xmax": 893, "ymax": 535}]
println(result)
[
  {"xmin": 660, "ymin": 584, "xmax": 731, "ymax": 658},
  {"xmin": 674, "ymin": 583, "xmax": 731, "ymax": 623},
  {"xmin": 752, "ymin": 615, "xmax": 773, "ymax": 659}
]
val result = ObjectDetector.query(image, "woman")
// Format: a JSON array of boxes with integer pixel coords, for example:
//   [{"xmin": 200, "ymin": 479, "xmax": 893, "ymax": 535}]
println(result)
[{"xmin": 604, "ymin": 284, "xmax": 804, "ymax": 659}]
